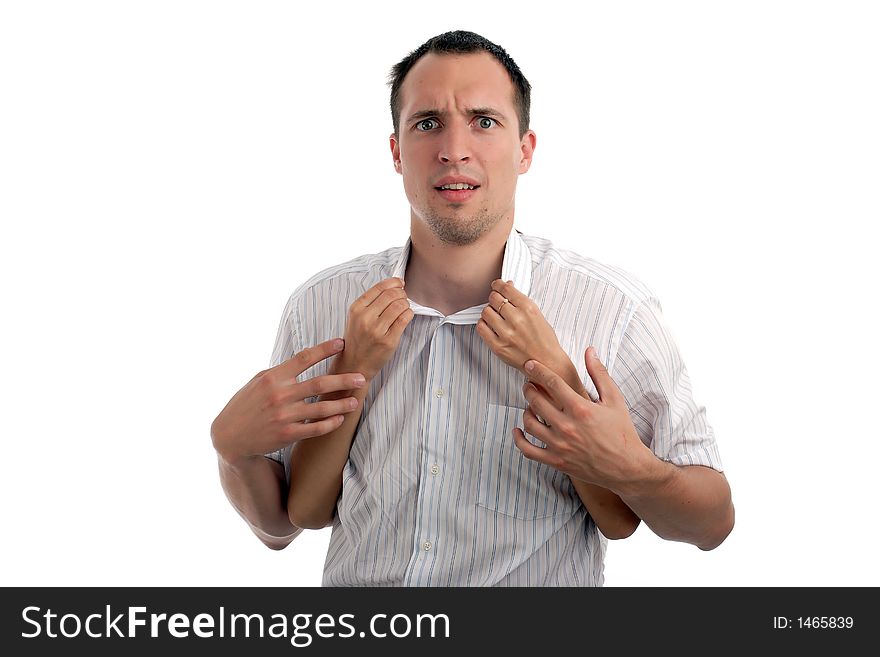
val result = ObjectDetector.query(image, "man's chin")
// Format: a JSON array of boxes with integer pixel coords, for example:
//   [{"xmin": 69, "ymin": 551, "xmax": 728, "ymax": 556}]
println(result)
[{"xmin": 424, "ymin": 216, "xmax": 500, "ymax": 247}]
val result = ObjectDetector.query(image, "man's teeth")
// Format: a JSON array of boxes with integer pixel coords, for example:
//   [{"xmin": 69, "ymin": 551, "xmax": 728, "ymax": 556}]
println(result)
[{"xmin": 439, "ymin": 183, "xmax": 476, "ymax": 190}]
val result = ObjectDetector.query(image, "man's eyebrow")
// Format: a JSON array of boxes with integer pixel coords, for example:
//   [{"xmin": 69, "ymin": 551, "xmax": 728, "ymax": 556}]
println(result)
[{"xmin": 406, "ymin": 107, "xmax": 508, "ymax": 123}]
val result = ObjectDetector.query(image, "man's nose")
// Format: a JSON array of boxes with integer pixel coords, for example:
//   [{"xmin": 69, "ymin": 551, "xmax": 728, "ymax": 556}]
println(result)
[{"xmin": 438, "ymin": 122, "xmax": 471, "ymax": 164}]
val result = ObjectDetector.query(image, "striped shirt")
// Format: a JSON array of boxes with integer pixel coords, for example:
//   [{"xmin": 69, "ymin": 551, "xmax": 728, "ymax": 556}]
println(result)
[{"xmin": 267, "ymin": 230, "xmax": 723, "ymax": 586}]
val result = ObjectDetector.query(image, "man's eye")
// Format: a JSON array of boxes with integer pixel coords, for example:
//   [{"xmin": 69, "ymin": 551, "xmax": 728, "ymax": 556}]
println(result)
[
  {"xmin": 477, "ymin": 117, "xmax": 497, "ymax": 129},
  {"xmin": 415, "ymin": 119, "xmax": 439, "ymax": 131}
]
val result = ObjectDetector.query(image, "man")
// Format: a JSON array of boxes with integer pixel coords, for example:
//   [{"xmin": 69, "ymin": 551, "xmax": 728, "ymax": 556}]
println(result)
[{"xmin": 211, "ymin": 30, "xmax": 734, "ymax": 586}]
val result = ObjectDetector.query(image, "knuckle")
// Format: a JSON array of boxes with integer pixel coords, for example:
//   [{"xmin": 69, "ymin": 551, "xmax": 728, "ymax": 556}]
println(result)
[
  {"xmin": 300, "ymin": 422, "xmax": 322, "ymax": 439},
  {"xmin": 307, "ymin": 377, "xmax": 326, "ymax": 396},
  {"xmin": 275, "ymin": 412, "xmax": 295, "ymax": 432},
  {"xmin": 550, "ymin": 456, "xmax": 567, "ymax": 471},
  {"xmin": 573, "ymin": 403, "xmax": 592, "ymax": 423},
  {"xmin": 256, "ymin": 371, "xmax": 274, "ymax": 389}
]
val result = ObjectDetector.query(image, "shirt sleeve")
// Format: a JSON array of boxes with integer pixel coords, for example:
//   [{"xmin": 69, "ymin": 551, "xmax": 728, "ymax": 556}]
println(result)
[
  {"xmin": 263, "ymin": 294, "xmax": 302, "ymax": 484},
  {"xmin": 610, "ymin": 297, "xmax": 723, "ymax": 471}
]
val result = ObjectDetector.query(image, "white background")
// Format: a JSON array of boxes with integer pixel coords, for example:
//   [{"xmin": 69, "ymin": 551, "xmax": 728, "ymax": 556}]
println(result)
[{"xmin": 2, "ymin": 1, "xmax": 878, "ymax": 587}]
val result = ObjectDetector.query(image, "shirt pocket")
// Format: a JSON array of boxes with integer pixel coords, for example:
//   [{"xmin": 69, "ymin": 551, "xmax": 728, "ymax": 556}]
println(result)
[{"xmin": 475, "ymin": 403, "xmax": 578, "ymax": 520}]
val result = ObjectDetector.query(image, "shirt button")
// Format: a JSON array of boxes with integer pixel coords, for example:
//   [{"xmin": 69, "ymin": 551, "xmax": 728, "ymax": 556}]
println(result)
[
  {"xmin": 430, "ymin": 464, "xmax": 440, "ymax": 476},
  {"xmin": 423, "ymin": 541, "xmax": 432, "ymax": 551},
  {"xmin": 435, "ymin": 388, "xmax": 445, "ymax": 398}
]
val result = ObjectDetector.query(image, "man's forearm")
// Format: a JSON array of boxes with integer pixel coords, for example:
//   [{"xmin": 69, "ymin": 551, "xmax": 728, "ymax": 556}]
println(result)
[
  {"xmin": 570, "ymin": 478, "xmax": 640, "ymax": 539},
  {"xmin": 556, "ymin": 360, "xmax": 640, "ymax": 540},
  {"xmin": 615, "ymin": 457, "xmax": 734, "ymax": 550},
  {"xmin": 218, "ymin": 454, "xmax": 301, "ymax": 550},
  {"xmin": 287, "ymin": 356, "xmax": 368, "ymax": 529}
]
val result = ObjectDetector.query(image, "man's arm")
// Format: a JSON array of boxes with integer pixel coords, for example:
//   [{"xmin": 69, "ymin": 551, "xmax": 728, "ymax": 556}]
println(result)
[
  {"xmin": 216, "ymin": 453, "xmax": 299, "ymax": 550},
  {"xmin": 477, "ymin": 280, "xmax": 640, "ymax": 540},
  {"xmin": 617, "ymin": 459, "xmax": 734, "ymax": 551},
  {"xmin": 285, "ymin": 357, "xmax": 367, "ymax": 530},
  {"xmin": 211, "ymin": 339, "xmax": 366, "ymax": 548},
  {"xmin": 286, "ymin": 278, "xmax": 413, "ymax": 529},
  {"xmin": 516, "ymin": 350, "xmax": 734, "ymax": 551},
  {"xmin": 532, "ymin": 359, "xmax": 639, "ymax": 540}
]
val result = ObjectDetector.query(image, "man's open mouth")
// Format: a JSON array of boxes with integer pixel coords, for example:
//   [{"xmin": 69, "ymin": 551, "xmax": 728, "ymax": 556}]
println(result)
[{"xmin": 435, "ymin": 183, "xmax": 480, "ymax": 190}]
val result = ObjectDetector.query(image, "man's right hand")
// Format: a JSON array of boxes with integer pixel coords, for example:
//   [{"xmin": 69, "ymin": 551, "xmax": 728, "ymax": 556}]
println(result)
[
  {"xmin": 335, "ymin": 277, "xmax": 414, "ymax": 380},
  {"xmin": 211, "ymin": 338, "xmax": 367, "ymax": 465}
]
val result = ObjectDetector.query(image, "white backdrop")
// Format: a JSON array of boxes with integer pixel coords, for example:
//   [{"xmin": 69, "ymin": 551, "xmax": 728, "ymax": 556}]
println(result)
[{"xmin": 2, "ymin": 1, "xmax": 878, "ymax": 587}]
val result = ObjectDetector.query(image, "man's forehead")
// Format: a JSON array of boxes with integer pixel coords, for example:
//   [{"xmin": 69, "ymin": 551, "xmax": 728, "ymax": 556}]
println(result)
[{"xmin": 399, "ymin": 52, "xmax": 515, "ymax": 113}]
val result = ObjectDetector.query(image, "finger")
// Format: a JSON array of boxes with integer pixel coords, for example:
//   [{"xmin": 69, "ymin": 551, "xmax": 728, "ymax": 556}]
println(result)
[
  {"xmin": 386, "ymin": 307, "xmax": 414, "ymax": 342},
  {"xmin": 376, "ymin": 295, "xmax": 411, "ymax": 333},
  {"xmin": 523, "ymin": 381, "xmax": 565, "ymax": 421},
  {"xmin": 370, "ymin": 286, "xmax": 409, "ymax": 313},
  {"xmin": 279, "ymin": 338, "xmax": 345, "ymax": 378},
  {"xmin": 476, "ymin": 318, "xmax": 499, "ymax": 348},
  {"xmin": 356, "ymin": 278, "xmax": 405, "ymax": 309},
  {"xmin": 294, "ymin": 396, "xmax": 360, "ymax": 421},
  {"xmin": 290, "ymin": 414, "xmax": 346, "ymax": 441},
  {"xmin": 513, "ymin": 427, "xmax": 557, "ymax": 466},
  {"xmin": 487, "ymin": 290, "xmax": 515, "ymax": 315},
  {"xmin": 523, "ymin": 359, "xmax": 581, "ymax": 411},
  {"xmin": 291, "ymin": 372, "xmax": 367, "ymax": 401},
  {"xmin": 491, "ymin": 279, "xmax": 531, "ymax": 308},
  {"xmin": 584, "ymin": 346, "xmax": 624, "ymax": 406},
  {"xmin": 479, "ymin": 303, "xmax": 508, "ymax": 337},
  {"xmin": 522, "ymin": 406, "xmax": 556, "ymax": 448}
]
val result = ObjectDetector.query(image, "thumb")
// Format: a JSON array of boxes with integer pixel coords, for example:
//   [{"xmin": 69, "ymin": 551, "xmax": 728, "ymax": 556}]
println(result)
[{"xmin": 584, "ymin": 346, "xmax": 621, "ymax": 405}]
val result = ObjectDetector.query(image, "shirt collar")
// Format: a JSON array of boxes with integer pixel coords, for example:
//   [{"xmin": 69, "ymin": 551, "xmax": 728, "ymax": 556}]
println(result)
[{"xmin": 391, "ymin": 229, "xmax": 533, "ymax": 325}]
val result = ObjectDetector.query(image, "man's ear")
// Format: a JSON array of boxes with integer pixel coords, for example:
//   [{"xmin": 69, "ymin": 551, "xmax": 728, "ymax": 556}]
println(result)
[
  {"xmin": 390, "ymin": 132, "xmax": 402, "ymax": 174},
  {"xmin": 518, "ymin": 130, "xmax": 537, "ymax": 174}
]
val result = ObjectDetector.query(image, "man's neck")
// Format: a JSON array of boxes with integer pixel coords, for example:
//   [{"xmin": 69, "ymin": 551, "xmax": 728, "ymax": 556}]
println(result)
[{"xmin": 404, "ymin": 217, "xmax": 513, "ymax": 317}]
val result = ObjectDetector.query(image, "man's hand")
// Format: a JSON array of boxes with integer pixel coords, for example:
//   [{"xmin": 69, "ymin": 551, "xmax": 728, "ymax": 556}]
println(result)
[
  {"xmin": 335, "ymin": 277, "xmax": 414, "ymax": 380},
  {"xmin": 514, "ymin": 347, "xmax": 653, "ymax": 491},
  {"xmin": 211, "ymin": 338, "xmax": 368, "ymax": 465},
  {"xmin": 477, "ymin": 279, "xmax": 586, "ymax": 396}
]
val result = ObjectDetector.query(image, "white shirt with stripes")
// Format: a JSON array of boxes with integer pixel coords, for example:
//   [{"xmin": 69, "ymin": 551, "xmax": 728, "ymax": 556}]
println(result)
[{"xmin": 267, "ymin": 229, "xmax": 723, "ymax": 586}]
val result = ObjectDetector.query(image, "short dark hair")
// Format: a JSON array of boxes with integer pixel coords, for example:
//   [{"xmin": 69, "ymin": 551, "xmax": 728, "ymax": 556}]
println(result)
[{"xmin": 388, "ymin": 30, "xmax": 532, "ymax": 138}]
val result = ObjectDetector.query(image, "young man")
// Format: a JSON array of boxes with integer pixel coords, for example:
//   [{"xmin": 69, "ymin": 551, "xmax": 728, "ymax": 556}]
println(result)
[{"xmin": 211, "ymin": 31, "xmax": 734, "ymax": 586}]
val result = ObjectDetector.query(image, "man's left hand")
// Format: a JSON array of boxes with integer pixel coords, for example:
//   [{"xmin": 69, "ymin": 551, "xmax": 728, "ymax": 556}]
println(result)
[
  {"xmin": 514, "ymin": 347, "xmax": 653, "ymax": 490},
  {"xmin": 477, "ymin": 279, "xmax": 586, "ymax": 395}
]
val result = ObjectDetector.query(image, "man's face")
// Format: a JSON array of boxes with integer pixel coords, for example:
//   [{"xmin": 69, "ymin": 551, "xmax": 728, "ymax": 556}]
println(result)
[{"xmin": 391, "ymin": 52, "xmax": 536, "ymax": 246}]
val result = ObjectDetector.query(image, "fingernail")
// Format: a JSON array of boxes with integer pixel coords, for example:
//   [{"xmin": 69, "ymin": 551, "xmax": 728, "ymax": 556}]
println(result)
[
  {"xmin": 353, "ymin": 375, "xmax": 366, "ymax": 387},
  {"xmin": 349, "ymin": 397, "xmax": 359, "ymax": 409},
  {"xmin": 506, "ymin": 280, "xmax": 513, "ymax": 285},
  {"xmin": 333, "ymin": 339, "xmax": 345, "ymax": 350},
  {"xmin": 525, "ymin": 360, "xmax": 535, "ymax": 372},
  {"xmin": 590, "ymin": 347, "xmax": 601, "ymax": 361}
]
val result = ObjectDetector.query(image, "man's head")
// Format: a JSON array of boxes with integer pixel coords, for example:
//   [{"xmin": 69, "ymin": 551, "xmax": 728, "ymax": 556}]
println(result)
[
  {"xmin": 389, "ymin": 31, "xmax": 532, "ymax": 140},
  {"xmin": 388, "ymin": 31, "xmax": 536, "ymax": 246}
]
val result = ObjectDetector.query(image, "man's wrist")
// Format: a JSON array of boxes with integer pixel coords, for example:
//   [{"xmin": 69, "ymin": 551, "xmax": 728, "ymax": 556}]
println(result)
[
  {"xmin": 548, "ymin": 354, "xmax": 586, "ymax": 396},
  {"xmin": 331, "ymin": 352, "xmax": 374, "ymax": 382},
  {"xmin": 613, "ymin": 448, "xmax": 675, "ymax": 500}
]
